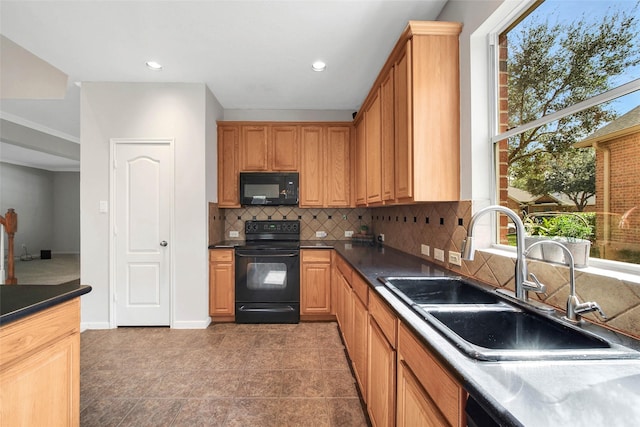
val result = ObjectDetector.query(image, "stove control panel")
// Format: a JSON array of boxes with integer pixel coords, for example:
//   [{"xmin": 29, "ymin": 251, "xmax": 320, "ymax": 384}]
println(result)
[{"xmin": 245, "ymin": 220, "xmax": 300, "ymax": 235}]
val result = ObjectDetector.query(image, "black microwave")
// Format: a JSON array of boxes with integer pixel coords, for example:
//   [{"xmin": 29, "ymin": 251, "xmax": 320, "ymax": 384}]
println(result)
[{"xmin": 240, "ymin": 172, "xmax": 299, "ymax": 206}]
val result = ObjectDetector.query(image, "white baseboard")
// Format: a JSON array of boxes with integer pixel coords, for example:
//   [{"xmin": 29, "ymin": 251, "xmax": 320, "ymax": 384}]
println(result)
[
  {"xmin": 81, "ymin": 321, "xmax": 111, "ymax": 331},
  {"xmin": 81, "ymin": 319, "xmax": 212, "ymax": 331},
  {"xmin": 172, "ymin": 318, "xmax": 212, "ymax": 329}
]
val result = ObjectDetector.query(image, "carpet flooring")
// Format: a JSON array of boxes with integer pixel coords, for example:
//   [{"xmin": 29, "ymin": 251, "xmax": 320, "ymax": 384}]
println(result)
[{"xmin": 11, "ymin": 253, "xmax": 80, "ymax": 285}]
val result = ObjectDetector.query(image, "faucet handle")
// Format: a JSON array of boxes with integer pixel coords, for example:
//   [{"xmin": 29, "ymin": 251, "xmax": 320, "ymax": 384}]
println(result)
[
  {"xmin": 575, "ymin": 301, "xmax": 608, "ymax": 320},
  {"xmin": 523, "ymin": 272, "xmax": 547, "ymax": 294}
]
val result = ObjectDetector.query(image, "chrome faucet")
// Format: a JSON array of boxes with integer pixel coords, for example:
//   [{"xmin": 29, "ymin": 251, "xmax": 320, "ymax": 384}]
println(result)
[
  {"xmin": 524, "ymin": 239, "xmax": 607, "ymax": 323},
  {"xmin": 462, "ymin": 205, "xmax": 538, "ymax": 301}
]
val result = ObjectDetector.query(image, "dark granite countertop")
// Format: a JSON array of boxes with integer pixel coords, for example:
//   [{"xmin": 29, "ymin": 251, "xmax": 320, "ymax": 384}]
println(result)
[
  {"xmin": 328, "ymin": 241, "xmax": 640, "ymax": 426},
  {"xmin": 0, "ymin": 283, "xmax": 92, "ymax": 326},
  {"xmin": 208, "ymin": 239, "xmax": 640, "ymax": 424}
]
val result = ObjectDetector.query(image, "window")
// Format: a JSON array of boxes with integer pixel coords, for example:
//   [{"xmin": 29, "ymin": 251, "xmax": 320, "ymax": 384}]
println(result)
[{"xmin": 494, "ymin": 0, "xmax": 640, "ymax": 266}]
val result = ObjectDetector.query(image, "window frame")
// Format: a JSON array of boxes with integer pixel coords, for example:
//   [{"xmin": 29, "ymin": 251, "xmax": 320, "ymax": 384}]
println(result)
[{"xmin": 487, "ymin": 0, "xmax": 640, "ymax": 277}]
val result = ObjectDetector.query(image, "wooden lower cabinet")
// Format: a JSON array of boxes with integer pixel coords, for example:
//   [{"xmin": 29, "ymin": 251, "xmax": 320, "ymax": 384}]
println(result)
[
  {"xmin": 397, "ymin": 358, "xmax": 449, "ymax": 427},
  {"xmin": 368, "ymin": 290, "xmax": 398, "ymax": 427},
  {"xmin": 368, "ymin": 317, "xmax": 396, "ymax": 427},
  {"xmin": 0, "ymin": 299, "xmax": 81, "ymax": 427},
  {"xmin": 301, "ymin": 249, "xmax": 332, "ymax": 319},
  {"xmin": 333, "ymin": 253, "xmax": 466, "ymax": 426},
  {"xmin": 209, "ymin": 249, "xmax": 235, "ymax": 321},
  {"xmin": 352, "ymin": 290, "xmax": 368, "ymax": 394},
  {"xmin": 397, "ymin": 323, "xmax": 466, "ymax": 426}
]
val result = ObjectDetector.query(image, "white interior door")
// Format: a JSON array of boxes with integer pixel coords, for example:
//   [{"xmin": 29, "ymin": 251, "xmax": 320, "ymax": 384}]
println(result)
[{"xmin": 113, "ymin": 139, "xmax": 173, "ymax": 326}]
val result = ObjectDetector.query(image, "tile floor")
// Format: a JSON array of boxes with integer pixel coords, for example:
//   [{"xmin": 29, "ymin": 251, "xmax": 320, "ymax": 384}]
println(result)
[{"xmin": 80, "ymin": 322, "xmax": 369, "ymax": 426}]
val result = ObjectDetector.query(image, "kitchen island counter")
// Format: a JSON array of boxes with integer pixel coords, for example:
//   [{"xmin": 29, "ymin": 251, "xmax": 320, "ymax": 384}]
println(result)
[{"xmin": 0, "ymin": 282, "xmax": 91, "ymax": 326}]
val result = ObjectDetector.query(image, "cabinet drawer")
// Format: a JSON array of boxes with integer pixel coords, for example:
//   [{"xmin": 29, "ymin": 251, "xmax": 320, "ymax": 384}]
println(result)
[
  {"xmin": 335, "ymin": 254, "xmax": 352, "ymax": 283},
  {"xmin": 0, "ymin": 298, "xmax": 79, "ymax": 369},
  {"xmin": 302, "ymin": 249, "xmax": 331, "ymax": 263},
  {"xmin": 351, "ymin": 273, "xmax": 369, "ymax": 305},
  {"xmin": 398, "ymin": 323, "xmax": 463, "ymax": 426},
  {"xmin": 210, "ymin": 249, "xmax": 234, "ymax": 262},
  {"xmin": 369, "ymin": 291, "xmax": 397, "ymax": 348}
]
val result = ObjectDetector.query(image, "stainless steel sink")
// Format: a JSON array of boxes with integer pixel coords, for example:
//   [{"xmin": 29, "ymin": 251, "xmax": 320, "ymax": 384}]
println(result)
[{"xmin": 378, "ymin": 276, "xmax": 640, "ymax": 361}]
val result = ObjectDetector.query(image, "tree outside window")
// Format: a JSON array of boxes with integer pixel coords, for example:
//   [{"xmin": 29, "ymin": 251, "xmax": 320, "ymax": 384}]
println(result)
[{"xmin": 497, "ymin": 0, "xmax": 640, "ymax": 264}]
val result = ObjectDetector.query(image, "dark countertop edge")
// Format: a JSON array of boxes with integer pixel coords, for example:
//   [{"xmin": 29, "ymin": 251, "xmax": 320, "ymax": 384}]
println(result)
[
  {"xmin": 328, "ymin": 243, "xmax": 545, "ymax": 427},
  {"xmin": 208, "ymin": 240, "xmax": 339, "ymax": 249},
  {"xmin": 0, "ymin": 284, "xmax": 92, "ymax": 326}
]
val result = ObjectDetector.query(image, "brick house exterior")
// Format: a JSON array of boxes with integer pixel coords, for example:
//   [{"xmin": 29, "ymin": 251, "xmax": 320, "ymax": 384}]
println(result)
[{"xmin": 576, "ymin": 105, "xmax": 640, "ymax": 256}]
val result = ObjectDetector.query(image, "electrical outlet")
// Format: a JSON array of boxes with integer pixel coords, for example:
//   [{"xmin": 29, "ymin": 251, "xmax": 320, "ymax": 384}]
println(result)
[
  {"xmin": 229, "ymin": 230, "xmax": 239, "ymax": 238},
  {"xmin": 379, "ymin": 234, "xmax": 385, "ymax": 242},
  {"xmin": 316, "ymin": 231, "xmax": 327, "ymax": 238},
  {"xmin": 421, "ymin": 244, "xmax": 430, "ymax": 256},
  {"xmin": 434, "ymin": 248, "xmax": 445, "ymax": 262},
  {"xmin": 449, "ymin": 251, "xmax": 462, "ymax": 266},
  {"xmin": 345, "ymin": 230, "xmax": 354, "ymax": 237}
]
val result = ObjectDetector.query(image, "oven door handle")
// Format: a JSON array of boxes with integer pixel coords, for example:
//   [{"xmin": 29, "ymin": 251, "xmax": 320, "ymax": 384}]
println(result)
[
  {"xmin": 238, "ymin": 304, "xmax": 296, "ymax": 313},
  {"xmin": 235, "ymin": 251, "xmax": 299, "ymax": 258}
]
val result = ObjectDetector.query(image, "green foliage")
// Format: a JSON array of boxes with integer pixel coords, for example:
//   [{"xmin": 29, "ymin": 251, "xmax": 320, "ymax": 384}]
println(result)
[
  {"xmin": 522, "ymin": 148, "xmax": 595, "ymax": 211},
  {"xmin": 524, "ymin": 213, "xmax": 594, "ymax": 241},
  {"xmin": 506, "ymin": 3, "xmax": 639, "ymax": 210}
]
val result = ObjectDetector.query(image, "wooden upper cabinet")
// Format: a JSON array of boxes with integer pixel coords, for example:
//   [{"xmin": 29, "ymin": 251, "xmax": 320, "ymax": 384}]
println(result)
[
  {"xmin": 399, "ymin": 23, "xmax": 461, "ymax": 202},
  {"xmin": 218, "ymin": 125, "xmax": 241, "ymax": 208},
  {"xmin": 218, "ymin": 121, "xmax": 351, "ymax": 208},
  {"xmin": 241, "ymin": 125, "xmax": 269, "ymax": 171},
  {"xmin": 365, "ymin": 89, "xmax": 382, "ymax": 205},
  {"xmin": 300, "ymin": 126, "xmax": 324, "ymax": 207},
  {"xmin": 326, "ymin": 126, "xmax": 351, "ymax": 207},
  {"xmin": 354, "ymin": 116, "xmax": 367, "ymax": 206},
  {"xmin": 394, "ymin": 42, "xmax": 412, "ymax": 200},
  {"xmin": 271, "ymin": 125, "xmax": 299, "ymax": 171},
  {"xmin": 354, "ymin": 21, "xmax": 462, "ymax": 204},
  {"xmin": 381, "ymin": 68, "xmax": 395, "ymax": 202},
  {"xmin": 300, "ymin": 124, "xmax": 352, "ymax": 208}
]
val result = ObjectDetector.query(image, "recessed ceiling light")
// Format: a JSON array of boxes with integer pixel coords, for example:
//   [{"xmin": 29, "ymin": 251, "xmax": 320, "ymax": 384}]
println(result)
[
  {"xmin": 145, "ymin": 61, "xmax": 163, "ymax": 71},
  {"xmin": 311, "ymin": 61, "xmax": 326, "ymax": 72}
]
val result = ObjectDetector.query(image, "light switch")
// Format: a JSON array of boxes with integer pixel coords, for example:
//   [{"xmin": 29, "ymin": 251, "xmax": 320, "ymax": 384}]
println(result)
[{"xmin": 99, "ymin": 200, "xmax": 108, "ymax": 213}]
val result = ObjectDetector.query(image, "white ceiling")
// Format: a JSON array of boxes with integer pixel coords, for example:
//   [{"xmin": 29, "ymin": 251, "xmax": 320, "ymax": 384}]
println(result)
[{"xmin": 0, "ymin": 0, "xmax": 447, "ymax": 169}]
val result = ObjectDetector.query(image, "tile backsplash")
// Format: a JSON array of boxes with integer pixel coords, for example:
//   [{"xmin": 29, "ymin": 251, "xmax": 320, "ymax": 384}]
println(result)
[
  {"xmin": 222, "ymin": 206, "xmax": 370, "ymax": 241},
  {"xmin": 209, "ymin": 200, "xmax": 639, "ymax": 338},
  {"xmin": 371, "ymin": 201, "xmax": 640, "ymax": 339}
]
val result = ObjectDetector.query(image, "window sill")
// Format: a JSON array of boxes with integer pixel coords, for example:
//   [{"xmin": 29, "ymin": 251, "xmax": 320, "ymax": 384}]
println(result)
[{"xmin": 484, "ymin": 245, "xmax": 640, "ymax": 286}]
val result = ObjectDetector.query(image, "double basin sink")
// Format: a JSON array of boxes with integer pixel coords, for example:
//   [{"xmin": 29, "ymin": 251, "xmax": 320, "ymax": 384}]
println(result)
[{"xmin": 379, "ymin": 276, "xmax": 640, "ymax": 361}]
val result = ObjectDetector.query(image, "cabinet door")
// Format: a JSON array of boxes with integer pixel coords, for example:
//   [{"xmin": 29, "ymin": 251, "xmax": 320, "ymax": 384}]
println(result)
[
  {"xmin": 326, "ymin": 126, "xmax": 351, "ymax": 207},
  {"xmin": 218, "ymin": 125, "xmax": 240, "ymax": 208},
  {"xmin": 368, "ymin": 318, "xmax": 396, "ymax": 427},
  {"xmin": 339, "ymin": 274, "xmax": 354, "ymax": 355},
  {"xmin": 271, "ymin": 125, "xmax": 299, "ymax": 171},
  {"xmin": 241, "ymin": 125, "xmax": 269, "ymax": 171},
  {"xmin": 394, "ymin": 41, "xmax": 413, "ymax": 200},
  {"xmin": 352, "ymin": 293, "xmax": 368, "ymax": 397},
  {"xmin": 299, "ymin": 126, "xmax": 324, "ymax": 207},
  {"xmin": 354, "ymin": 116, "xmax": 367, "ymax": 205},
  {"xmin": 301, "ymin": 250, "xmax": 331, "ymax": 315},
  {"xmin": 0, "ymin": 333, "xmax": 80, "ymax": 427},
  {"xmin": 381, "ymin": 68, "xmax": 395, "ymax": 202},
  {"xmin": 397, "ymin": 359, "xmax": 448, "ymax": 427},
  {"xmin": 365, "ymin": 89, "xmax": 382, "ymax": 204},
  {"xmin": 209, "ymin": 250, "xmax": 235, "ymax": 317}
]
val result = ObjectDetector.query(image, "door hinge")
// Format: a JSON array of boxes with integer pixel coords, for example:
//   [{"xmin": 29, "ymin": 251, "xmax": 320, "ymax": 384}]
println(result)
[{"xmin": 113, "ymin": 159, "xmax": 118, "ymax": 169}]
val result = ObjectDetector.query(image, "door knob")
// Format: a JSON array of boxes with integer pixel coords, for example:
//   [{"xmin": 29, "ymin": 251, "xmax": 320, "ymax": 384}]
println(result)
[{"xmin": 160, "ymin": 241, "xmax": 168, "ymax": 247}]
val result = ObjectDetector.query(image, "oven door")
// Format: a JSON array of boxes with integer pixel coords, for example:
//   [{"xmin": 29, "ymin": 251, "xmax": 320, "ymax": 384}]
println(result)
[{"xmin": 235, "ymin": 248, "xmax": 300, "ymax": 323}]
